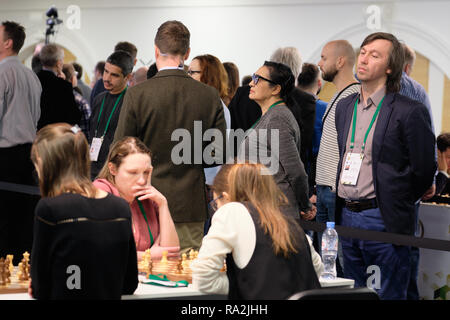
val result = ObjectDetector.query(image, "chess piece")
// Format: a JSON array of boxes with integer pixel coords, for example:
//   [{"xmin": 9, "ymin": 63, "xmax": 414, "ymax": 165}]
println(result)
[
  {"xmin": 161, "ymin": 250, "xmax": 168, "ymax": 264},
  {"xmin": 189, "ymin": 249, "xmax": 195, "ymax": 260},
  {"xmin": 181, "ymin": 253, "xmax": 188, "ymax": 268},
  {"xmin": 23, "ymin": 251, "xmax": 30, "ymax": 263},
  {"xmin": 0, "ymin": 258, "xmax": 6, "ymax": 286},
  {"xmin": 176, "ymin": 258, "xmax": 183, "ymax": 274},
  {"xmin": 17, "ymin": 262, "xmax": 23, "ymax": 281},
  {"xmin": 145, "ymin": 260, "xmax": 153, "ymax": 278},
  {"xmin": 6, "ymin": 255, "xmax": 13, "ymax": 273}
]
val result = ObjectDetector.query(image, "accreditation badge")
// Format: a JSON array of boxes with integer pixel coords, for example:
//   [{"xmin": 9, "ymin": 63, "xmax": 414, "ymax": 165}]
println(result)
[
  {"xmin": 340, "ymin": 152, "xmax": 364, "ymax": 185},
  {"xmin": 89, "ymin": 137, "xmax": 103, "ymax": 161}
]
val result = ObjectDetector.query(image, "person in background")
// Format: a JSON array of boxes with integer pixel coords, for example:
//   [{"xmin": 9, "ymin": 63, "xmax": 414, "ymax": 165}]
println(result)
[
  {"xmin": 0, "ymin": 21, "xmax": 42, "ymax": 264},
  {"xmin": 146, "ymin": 62, "xmax": 158, "ymax": 79},
  {"xmin": 223, "ymin": 62, "xmax": 240, "ymax": 106},
  {"xmin": 94, "ymin": 136, "xmax": 180, "ymax": 260},
  {"xmin": 36, "ymin": 44, "xmax": 81, "ymax": 130},
  {"xmin": 62, "ymin": 63, "xmax": 91, "ymax": 140},
  {"xmin": 191, "ymin": 163, "xmax": 322, "ymax": 299},
  {"xmin": 129, "ymin": 66, "xmax": 149, "ymax": 86},
  {"xmin": 188, "ymin": 54, "xmax": 231, "ymax": 233},
  {"xmin": 30, "ymin": 123, "xmax": 138, "ymax": 299},
  {"xmin": 335, "ymin": 32, "xmax": 436, "ymax": 300},
  {"xmin": 91, "ymin": 61, "xmax": 105, "ymax": 89},
  {"xmin": 72, "ymin": 62, "xmax": 92, "ymax": 102},
  {"xmin": 88, "ymin": 50, "xmax": 133, "ymax": 179},
  {"xmin": 297, "ymin": 62, "xmax": 327, "ymax": 196},
  {"xmin": 436, "ymin": 132, "xmax": 450, "ymax": 196},
  {"xmin": 241, "ymin": 75, "xmax": 252, "ymax": 87},
  {"xmin": 238, "ymin": 61, "xmax": 315, "ymax": 221}
]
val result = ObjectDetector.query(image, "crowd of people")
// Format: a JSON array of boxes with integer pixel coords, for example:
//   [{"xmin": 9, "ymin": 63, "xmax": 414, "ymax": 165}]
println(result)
[{"xmin": 0, "ymin": 18, "xmax": 447, "ymax": 300}]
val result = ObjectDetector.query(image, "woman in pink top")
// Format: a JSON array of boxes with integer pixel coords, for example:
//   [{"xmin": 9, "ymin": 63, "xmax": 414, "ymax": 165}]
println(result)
[{"xmin": 94, "ymin": 136, "xmax": 180, "ymax": 260}]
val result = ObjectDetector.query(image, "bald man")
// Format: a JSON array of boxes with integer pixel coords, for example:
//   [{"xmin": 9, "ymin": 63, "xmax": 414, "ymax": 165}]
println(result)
[
  {"xmin": 129, "ymin": 66, "xmax": 149, "ymax": 86},
  {"xmin": 315, "ymin": 40, "xmax": 361, "ymax": 273}
]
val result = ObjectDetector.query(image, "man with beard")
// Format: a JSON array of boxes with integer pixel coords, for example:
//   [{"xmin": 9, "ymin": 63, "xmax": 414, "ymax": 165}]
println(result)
[{"xmin": 315, "ymin": 40, "xmax": 360, "ymax": 273}]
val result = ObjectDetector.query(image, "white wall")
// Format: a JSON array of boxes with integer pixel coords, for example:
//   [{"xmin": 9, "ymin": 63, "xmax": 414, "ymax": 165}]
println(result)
[{"xmin": 2, "ymin": 0, "xmax": 449, "ymax": 128}]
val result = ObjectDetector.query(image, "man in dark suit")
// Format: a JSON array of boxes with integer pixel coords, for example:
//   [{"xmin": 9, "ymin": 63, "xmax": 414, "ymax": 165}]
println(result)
[
  {"xmin": 436, "ymin": 132, "xmax": 450, "ymax": 195},
  {"xmin": 37, "ymin": 44, "xmax": 81, "ymax": 130},
  {"xmin": 114, "ymin": 20, "xmax": 227, "ymax": 252},
  {"xmin": 335, "ymin": 32, "xmax": 436, "ymax": 300}
]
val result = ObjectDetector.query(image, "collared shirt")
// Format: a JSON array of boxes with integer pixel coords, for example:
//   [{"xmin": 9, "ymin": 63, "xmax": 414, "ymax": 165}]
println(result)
[
  {"xmin": 338, "ymin": 86, "xmax": 386, "ymax": 200},
  {"xmin": 0, "ymin": 56, "xmax": 42, "ymax": 147}
]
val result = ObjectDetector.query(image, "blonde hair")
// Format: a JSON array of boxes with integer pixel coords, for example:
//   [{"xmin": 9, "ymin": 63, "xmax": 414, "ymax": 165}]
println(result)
[
  {"xmin": 213, "ymin": 163, "xmax": 301, "ymax": 258},
  {"xmin": 31, "ymin": 123, "xmax": 96, "ymax": 198},
  {"xmin": 97, "ymin": 136, "xmax": 151, "ymax": 184}
]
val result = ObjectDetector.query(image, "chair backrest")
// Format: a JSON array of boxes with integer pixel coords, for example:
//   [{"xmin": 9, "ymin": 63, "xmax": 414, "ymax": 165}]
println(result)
[{"xmin": 287, "ymin": 287, "xmax": 379, "ymax": 300}]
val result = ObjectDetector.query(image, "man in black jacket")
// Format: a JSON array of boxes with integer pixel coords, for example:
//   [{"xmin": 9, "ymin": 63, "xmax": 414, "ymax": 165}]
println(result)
[{"xmin": 37, "ymin": 44, "xmax": 81, "ymax": 130}]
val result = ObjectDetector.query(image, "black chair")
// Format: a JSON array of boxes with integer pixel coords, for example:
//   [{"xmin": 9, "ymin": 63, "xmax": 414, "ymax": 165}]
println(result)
[{"xmin": 287, "ymin": 287, "xmax": 380, "ymax": 300}]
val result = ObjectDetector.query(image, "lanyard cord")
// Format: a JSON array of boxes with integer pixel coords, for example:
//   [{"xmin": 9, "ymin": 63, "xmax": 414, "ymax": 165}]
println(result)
[
  {"xmin": 136, "ymin": 198, "xmax": 154, "ymax": 247},
  {"xmin": 94, "ymin": 88, "xmax": 126, "ymax": 138},
  {"xmin": 250, "ymin": 100, "xmax": 284, "ymax": 129},
  {"xmin": 350, "ymin": 96, "xmax": 384, "ymax": 153}
]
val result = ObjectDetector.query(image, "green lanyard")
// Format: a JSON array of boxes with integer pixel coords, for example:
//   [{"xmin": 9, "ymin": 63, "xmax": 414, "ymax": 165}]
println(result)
[
  {"xmin": 350, "ymin": 96, "xmax": 384, "ymax": 153},
  {"xmin": 94, "ymin": 88, "xmax": 126, "ymax": 138},
  {"xmin": 250, "ymin": 100, "xmax": 284, "ymax": 129},
  {"xmin": 136, "ymin": 198, "xmax": 154, "ymax": 246}
]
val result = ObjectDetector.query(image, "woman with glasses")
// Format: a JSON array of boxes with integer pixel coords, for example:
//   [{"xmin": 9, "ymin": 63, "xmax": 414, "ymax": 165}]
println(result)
[
  {"xmin": 191, "ymin": 163, "xmax": 322, "ymax": 299},
  {"xmin": 188, "ymin": 54, "xmax": 231, "ymax": 232},
  {"xmin": 93, "ymin": 136, "xmax": 180, "ymax": 260},
  {"xmin": 30, "ymin": 124, "xmax": 138, "ymax": 299},
  {"xmin": 238, "ymin": 61, "xmax": 315, "ymax": 221}
]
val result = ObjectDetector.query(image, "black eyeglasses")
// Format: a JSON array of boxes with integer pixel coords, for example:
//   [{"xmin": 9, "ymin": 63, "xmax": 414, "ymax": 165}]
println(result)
[
  {"xmin": 252, "ymin": 73, "xmax": 277, "ymax": 85},
  {"xmin": 208, "ymin": 194, "xmax": 223, "ymax": 212},
  {"xmin": 188, "ymin": 70, "xmax": 201, "ymax": 76}
]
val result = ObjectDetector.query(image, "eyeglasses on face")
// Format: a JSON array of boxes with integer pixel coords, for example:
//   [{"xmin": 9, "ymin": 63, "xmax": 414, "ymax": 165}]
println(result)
[
  {"xmin": 187, "ymin": 70, "xmax": 201, "ymax": 76},
  {"xmin": 252, "ymin": 73, "xmax": 277, "ymax": 85},
  {"xmin": 208, "ymin": 194, "xmax": 223, "ymax": 212}
]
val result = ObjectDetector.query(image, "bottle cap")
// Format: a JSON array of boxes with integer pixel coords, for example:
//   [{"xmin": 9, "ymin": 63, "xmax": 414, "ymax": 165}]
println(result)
[{"xmin": 326, "ymin": 222, "xmax": 335, "ymax": 228}]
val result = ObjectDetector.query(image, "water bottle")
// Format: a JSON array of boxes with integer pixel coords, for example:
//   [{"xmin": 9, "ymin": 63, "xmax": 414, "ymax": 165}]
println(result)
[{"xmin": 321, "ymin": 222, "xmax": 338, "ymax": 280}]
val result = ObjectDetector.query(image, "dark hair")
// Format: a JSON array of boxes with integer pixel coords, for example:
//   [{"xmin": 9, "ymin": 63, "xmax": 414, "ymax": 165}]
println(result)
[
  {"xmin": 360, "ymin": 32, "xmax": 404, "ymax": 93},
  {"xmin": 223, "ymin": 62, "xmax": 240, "ymax": 104},
  {"xmin": 2, "ymin": 21, "xmax": 25, "ymax": 53},
  {"xmin": 154, "ymin": 20, "xmax": 190, "ymax": 56},
  {"xmin": 114, "ymin": 41, "xmax": 137, "ymax": 60},
  {"xmin": 147, "ymin": 62, "xmax": 158, "ymax": 79},
  {"xmin": 95, "ymin": 61, "xmax": 106, "ymax": 74},
  {"xmin": 72, "ymin": 62, "xmax": 83, "ymax": 80},
  {"xmin": 106, "ymin": 50, "xmax": 134, "ymax": 76},
  {"xmin": 437, "ymin": 132, "xmax": 450, "ymax": 152},
  {"xmin": 241, "ymin": 75, "xmax": 252, "ymax": 86},
  {"xmin": 31, "ymin": 55, "xmax": 42, "ymax": 74},
  {"xmin": 263, "ymin": 60, "xmax": 296, "ymax": 108},
  {"xmin": 297, "ymin": 63, "xmax": 319, "ymax": 89}
]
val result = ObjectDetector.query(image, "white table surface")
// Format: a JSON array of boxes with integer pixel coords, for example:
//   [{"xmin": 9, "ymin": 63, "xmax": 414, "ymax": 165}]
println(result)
[{"xmin": 0, "ymin": 277, "xmax": 354, "ymax": 300}]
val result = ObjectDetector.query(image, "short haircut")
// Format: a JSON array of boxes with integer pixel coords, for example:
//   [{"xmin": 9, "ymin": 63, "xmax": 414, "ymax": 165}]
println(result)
[
  {"xmin": 329, "ymin": 40, "xmax": 356, "ymax": 68},
  {"xmin": 241, "ymin": 75, "xmax": 252, "ymax": 86},
  {"xmin": 402, "ymin": 43, "xmax": 416, "ymax": 69},
  {"xmin": 106, "ymin": 50, "xmax": 134, "ymax": 76},
  {"xmin": 2, "ymin": 21, "xmax": 26, "ymax": 53},
  {"xmin": 154, "ymin": 20, "xmax": 190, "ymax": 56},
  {"xmin": 297, "ymin": 63, "xmax": 320, "ymax": 89},
  {"xmin": 437, "ymin": 132, "xmax": 450, "ymax": 152},
  {"xmin": 72, "ymin": 62, "xmax": 83, "ymax": 80},
  {"xmin": 270, "ymin": 47, "xmax": 302, "ymax": 79},
  {"xmin": 95, "ymin": 61, "xmax": 106, "ymax": 74},
  {"xmin": 39, "ymin": 44, "xmax": 64, "ymax": 68},
  {"xmin": 360, "ymin": 32, "xmax": 404, "ymax": 93},
  {"xmin": 114, "ymin": 41, "xmax": 138, "ymax": 60}
]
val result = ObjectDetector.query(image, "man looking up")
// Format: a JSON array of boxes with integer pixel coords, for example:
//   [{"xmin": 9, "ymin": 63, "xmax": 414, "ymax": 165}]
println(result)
[{"xmin": 89, "ymin": 50, "xmax": 133, "ymax": 179}]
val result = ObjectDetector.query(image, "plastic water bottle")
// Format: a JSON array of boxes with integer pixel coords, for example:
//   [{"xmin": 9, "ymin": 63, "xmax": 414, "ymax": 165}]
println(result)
[{"xmin": 321, "ymin": 222, "xmax": 338, "ymax": 280}]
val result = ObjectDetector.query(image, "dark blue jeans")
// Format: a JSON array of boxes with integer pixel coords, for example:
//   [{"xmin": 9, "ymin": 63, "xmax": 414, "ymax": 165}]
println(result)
[{"xmin": 341, "ymin": 207, "xmax": 411, "ymax": 300}]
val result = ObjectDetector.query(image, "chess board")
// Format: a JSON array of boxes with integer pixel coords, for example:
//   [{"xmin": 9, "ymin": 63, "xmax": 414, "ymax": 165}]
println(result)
[
  {"xmin": 0, "ymin": 267, "xmax": 29, "ymax": 294},
  {"xmin": 139, "ymin": 258, "xmax": 194, "ymax": 283}
]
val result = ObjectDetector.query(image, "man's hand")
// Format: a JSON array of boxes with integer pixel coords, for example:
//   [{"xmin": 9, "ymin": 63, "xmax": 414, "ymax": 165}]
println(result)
[{"xmin": 301, "ymin": 205, "xmax": 317, "ymax": 220}]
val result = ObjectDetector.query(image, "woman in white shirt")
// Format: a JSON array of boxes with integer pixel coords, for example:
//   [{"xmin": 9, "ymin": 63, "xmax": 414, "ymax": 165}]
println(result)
[{"xmin": 191, "ymin": 163, "xmax": 323, "ymax": 299}]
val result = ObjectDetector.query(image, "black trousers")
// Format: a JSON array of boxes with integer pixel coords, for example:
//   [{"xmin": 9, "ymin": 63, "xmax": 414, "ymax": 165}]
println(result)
[{"xmin": 0, "ymin": 143, "xmax": 40, "ymax": 264}]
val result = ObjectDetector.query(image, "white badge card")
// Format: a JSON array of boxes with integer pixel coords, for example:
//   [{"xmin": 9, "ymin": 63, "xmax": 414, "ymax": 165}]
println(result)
[
  {"xmin": 89, "ymin": 137, "xmax": 103, "ymax": 161},
  {"xmin": 340, "ymin": 152, "xmax": 364, "ymax": 185}
]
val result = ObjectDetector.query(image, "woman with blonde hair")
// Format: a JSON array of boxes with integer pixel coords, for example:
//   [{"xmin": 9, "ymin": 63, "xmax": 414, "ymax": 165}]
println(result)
[
  {"xmin": 30, "ymin": 123, "xmax": 138, "ymax": 299},
  {"xmin": 94, "ymin": 136, "xmax": 179, "ymax": 260},
  {"xmin": 191, "ymin": 163, "xmax": 322, "ymax": 299}
]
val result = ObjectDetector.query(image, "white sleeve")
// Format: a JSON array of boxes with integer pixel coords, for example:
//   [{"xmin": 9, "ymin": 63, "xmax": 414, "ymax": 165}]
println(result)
[
  {"xmin": 191, "ymin": 202, "xmax": 256, "ymax": 295},
  {"xmin": 306, "ymin": 234, "xmax": 323, "ymax": 278}
]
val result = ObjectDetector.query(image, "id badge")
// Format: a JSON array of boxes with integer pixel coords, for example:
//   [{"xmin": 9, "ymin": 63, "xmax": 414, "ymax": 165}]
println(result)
[
  {"xmin": 90, "ymin": 137, "xmax": 103, "ymax": 161},
  {"xmin": 340, "ymin": 152, "xmax": 364, "ymax": 185}
]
